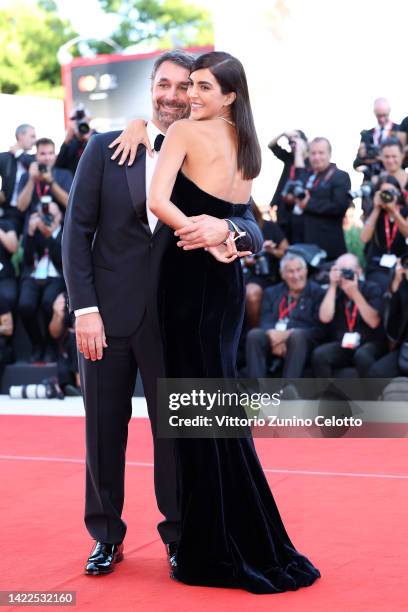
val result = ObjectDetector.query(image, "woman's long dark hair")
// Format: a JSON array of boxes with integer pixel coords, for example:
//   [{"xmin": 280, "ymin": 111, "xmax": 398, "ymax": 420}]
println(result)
[{"xmin": 191, "ymin": 51, "xmax": 262, "ymax": 180}]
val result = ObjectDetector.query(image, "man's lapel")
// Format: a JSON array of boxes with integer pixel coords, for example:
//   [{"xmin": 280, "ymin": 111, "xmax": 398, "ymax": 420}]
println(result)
[{"xmin": 125, "ymin": 146, "xmax": 151, "ymax": 236}]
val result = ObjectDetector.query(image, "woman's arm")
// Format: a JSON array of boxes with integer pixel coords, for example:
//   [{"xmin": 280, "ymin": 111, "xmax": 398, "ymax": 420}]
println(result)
[
  {"xmin": 0, "ymin": 228, "xmax": 18, "ymax": 253},
  {"xmin": 109, "ymin": 119, "xmax": 153, "ymax": 165},
  {"xmin": 147, "ymin": 121, "xmax": 191, "ymax": 230},
  {"xmin": 360, "ymin": 205, "xmax": 381, "ymax": 243}
]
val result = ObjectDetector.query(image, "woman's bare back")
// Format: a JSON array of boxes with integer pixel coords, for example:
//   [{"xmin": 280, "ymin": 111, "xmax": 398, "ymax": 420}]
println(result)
[{"xmin": 180, "ymin": 118, "xmax": 253, "ymax": 205}]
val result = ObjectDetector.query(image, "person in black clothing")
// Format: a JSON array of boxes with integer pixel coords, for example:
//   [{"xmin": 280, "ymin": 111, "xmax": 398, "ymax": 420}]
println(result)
[
  {"xmin": 268, "ymin": 129, "xmax": 308, "ymax": 241},
  {"xmin": 56, "ymin": 106, "xmax": 96, "ymax": 176},
  {"xmin": 18, "ymin": 201, "xmax": 65, "ymax": 362},
  {"xmin": 397, "ymin": 115, "xmax": 408, "ymax": 169},
  {"xmin": 0, "ymin": 124, "xmax": 36, "ymax": 234},
  {"xmin": 379, "ymin": 138, "xmax": 408, "ymax": 199},
  {"xmin": 312, "ymin": 253, "xmax": 386, "ymax": 378},
  {"xmin": 292, "ymin": 137, "xmax": 351, "ymax": 260},
  {"xmin": 17, "ymin": 138, "xmax": 73, "ymax": 221},
  {"xmin": 49, "ymin": 292, "xmax": 80, "ymax": 395},
  {"xmin": 361, "ymin": 175, "xmax": 408, "ymax": 293},
  {"xmin": 353, "ymin": 98, "xmax": 399, "ymax": 178},
  {"xmin": 369, "ymin": 255, "xmax": 408, "ymax": 377},
  {"xmin": 0, "ymin": 218, "xmax": 19, "ymax": 315},
  {"xmin": 244, "ymin": 203, "xmax": 289, "ymax": 327},
  {"xmin": 246, "ymin": 253, "xmax": 324, "ymax": 378}
]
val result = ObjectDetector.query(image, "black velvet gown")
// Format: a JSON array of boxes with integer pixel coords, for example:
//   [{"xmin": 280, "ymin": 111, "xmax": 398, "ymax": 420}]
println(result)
[{"xmin": 160, "ymin": 171, "xmax": 321, "ymax": 594}]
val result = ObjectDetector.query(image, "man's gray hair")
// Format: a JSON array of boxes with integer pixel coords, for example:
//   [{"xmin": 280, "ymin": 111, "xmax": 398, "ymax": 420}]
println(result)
[
  {"xmin": 151, "ymin": 50, "xmax": 195, "ymax": 81},
  {"xmin": 279, "ymin": 252, "xmax": 307, "ymax": 273},
  {"xmin": 15, "ymin": 124, "xmax": 34, "ymax": 139},
  {"xmin": 310, "ymin": 136, "xmax": 332, "ymax": 154}
]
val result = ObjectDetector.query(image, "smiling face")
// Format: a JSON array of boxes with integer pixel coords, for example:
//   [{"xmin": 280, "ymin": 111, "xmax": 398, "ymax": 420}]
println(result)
[
  {"xmin": 381, "ymin": 145, "xmax": 403, "ymax": 173},
  {"xmin": 281, "ymin": 257, "xmax": 308, "ymax": 294},
  {"xmin": 187, "ymin": 68, "xmax": 236, "ymax": 121},
  {"xmin": 151, "ymin": 61, "xmax": 191, "ymax": 131}
]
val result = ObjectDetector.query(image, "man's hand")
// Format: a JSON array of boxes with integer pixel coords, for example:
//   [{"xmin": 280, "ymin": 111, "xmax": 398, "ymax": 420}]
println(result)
[
  {"xmin": 175, "ymin": 215, "xmax": 229, "ymax": 249},
  {"xmin": 329, "ymin": 265, "xmax": 341, "ymax": 287},
  {"xmin": 76, "ymin": 312, "xmax": 107, "ymax": 361},
  {"xmin": 28, "ymin": 212, "xmax": 41, "ymax": 236},
  {"xmin": 263, "ymin": 240, "xmax": 277, "ymax": 255},
  {"xmin": 53, "ymin": 293, "xmax": 66, "ymax": 318},
  {"xmin": 37, "ymin": 202, "xmax": 61, "ymax": 238},
  {"xmin": 340, "ymin": 274, "xmax": 359, "ymax": 300},
  {"xmin": 41, "ymin": 168, "xmax": 53, "ymax": 184},
  {"xmin": 0, "ymin": 191, "xmax": 5, "ymax": 205},
  {"xmin": 266, "ymin": 329, "xmax": 291, "ymax": 356},
  {"xmin": 28, "ymin": 162, "xmax": 41, "ymax": 181},
  {"xmin": 295, "ymin": 190, "xmax": 310, "ymax": 209}
]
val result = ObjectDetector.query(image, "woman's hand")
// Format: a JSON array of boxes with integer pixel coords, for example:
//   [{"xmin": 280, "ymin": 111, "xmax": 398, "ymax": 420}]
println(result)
[
  {"xmin": 108, "ymin": 119, "xmax": 153, "ymax": 166},
  {"xmin": 207, "ymin": 236, "xmax": 252, "ymax": 264}
]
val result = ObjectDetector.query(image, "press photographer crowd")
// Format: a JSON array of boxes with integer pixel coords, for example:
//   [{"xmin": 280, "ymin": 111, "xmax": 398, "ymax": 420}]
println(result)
[{"xmin": 1, "ymin": 97, "xmax": 408, "ymax": 398}]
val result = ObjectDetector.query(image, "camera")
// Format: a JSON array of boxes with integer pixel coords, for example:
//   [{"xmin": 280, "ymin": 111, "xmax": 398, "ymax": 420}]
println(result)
[
  {"xmin": 360, "ymin": 130, "xmax": 380, "ymax": 159},
  {"xmin": 39, "ymin": 195, "xmax": 54, "ymax": 227},
  {"xmin": 281, "ymin": 179, "xmax": 307, "ymax": 200},
  {"xmin": 348, "ymin": 182, "xmax": 373, "ymax": 200},
  {"xmin": 71, "ymin": 108, "xmax": 90, "ymax": 135},
  {"xmin": 340, "ymin": 268, "xmax": 355, "ymax": 280},
  {"xmin": 9, "ymin": 378, "xmax": 64, "ymax": 400},
  {"xmin": 379, "ymin": 189, "xmax": 398, "ymax": 204},
  {"xmin": 38, "ymin": 163, "xmax": 48, "ymax": 174}
]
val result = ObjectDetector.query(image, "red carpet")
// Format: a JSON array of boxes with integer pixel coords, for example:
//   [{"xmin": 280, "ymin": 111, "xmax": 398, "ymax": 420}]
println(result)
[{"xmin": 0, "ymin": 414, "xmax": 407, "ymax": 611}]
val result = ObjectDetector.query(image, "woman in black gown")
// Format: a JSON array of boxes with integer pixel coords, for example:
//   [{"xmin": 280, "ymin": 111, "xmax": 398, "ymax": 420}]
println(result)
[{"xmin": 147, "ymin": 51, "xmax": 320, "ymax": 594}]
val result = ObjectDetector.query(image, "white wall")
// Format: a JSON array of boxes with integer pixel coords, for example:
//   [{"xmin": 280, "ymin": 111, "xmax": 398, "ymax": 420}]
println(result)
[
  {"xmin": 213, "ymin": 0, "xmax": 408, "ymax": 204},
  {"xmin": 0, "ymin": 94, "xmax": 65, "ymax": 152}
]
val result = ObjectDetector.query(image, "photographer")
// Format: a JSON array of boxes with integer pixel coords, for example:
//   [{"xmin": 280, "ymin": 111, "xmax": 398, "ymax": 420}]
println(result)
[
  {"xmin": 368, "ymin": 255, "xmax": 408, "ymax": 377},
  {"xmin": 312, "ymin": 254, "xmax": 386, "ymax": 377},
  {"xmin": 49, "ymin": 292, "xmax": 80, "ymax": 395},
  {"xmin": 244, "ymin": 204, "xmax": 289, "ymax": 327},
  {"xmin": 0, "ymin": 124, "xmax": 36, "ymax": 234},
  {"xmin": 361, "ymin": 175, "xmax": 408, "ymax": 292},
  {"xmin": 353, "ymin": 98, "xmax": 399, "ymax": 179},
  {"xmin": 269, "ymin": 130, "xmax": 308, "ymax": 240},
  {"xmin": 398, "ymin": 114, "xmax": 408, "ymax": 168},
  {"xmin": 379, "ymin": 138, "xmax": 408, "ymax": 197},
  {"xmin": 18, "ymin": 201, "xmax": 65, "ymax": 362},
  {"xmin": 0, "ymin": 218, "xmax": 19, "ymax": 316},
  {"xmin": 292, "ymin": 137, "xmax": 351, "ymax": 260},
  {"xmin": 17, "ymin": 138, "xmax": 73, "ymax": 217},
  {"xmin": 56, "ymin": 106, "xmax": 96, "ymax": 176},
  {"xmin": 0, "ymin": 306, "xmax": 14, "ymax": 388},
  {"xmin": 246, "ymin": 253, "xmax": 324, "ymax": 379}
]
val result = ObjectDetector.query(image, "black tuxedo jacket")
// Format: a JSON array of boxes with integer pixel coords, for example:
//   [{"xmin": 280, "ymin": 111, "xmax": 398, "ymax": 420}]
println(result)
[
  {"xmin": 62, "ymin": 131, "xmax": 262, "ymax": 337},
  {"xmin": 0, "ymin": 151, "xmax": 34, "ymax": 207}
]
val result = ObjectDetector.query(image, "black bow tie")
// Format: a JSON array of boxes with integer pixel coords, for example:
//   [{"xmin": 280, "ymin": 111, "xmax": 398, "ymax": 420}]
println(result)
[{"xmin": 154, "ymin": 134, "xmax": 165, "ymax": 152}]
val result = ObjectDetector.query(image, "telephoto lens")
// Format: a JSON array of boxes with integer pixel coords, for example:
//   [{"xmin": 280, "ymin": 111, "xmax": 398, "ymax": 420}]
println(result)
[{"xmin": 9, "ymin": 384, "xmax": 47, "ymax": 399}]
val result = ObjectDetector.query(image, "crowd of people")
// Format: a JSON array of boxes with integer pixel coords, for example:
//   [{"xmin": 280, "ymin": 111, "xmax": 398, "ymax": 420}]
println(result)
[
  {"xmin": 0, "ymin": 109, "xmax": 96, "ymax": 394},
  {"xmin": 241, "ymin": 97, "xmax": 408, "ymax": 381},
  {"xmin": 0, "ymin": 96, "xmax": 408, "ymax": 394}
]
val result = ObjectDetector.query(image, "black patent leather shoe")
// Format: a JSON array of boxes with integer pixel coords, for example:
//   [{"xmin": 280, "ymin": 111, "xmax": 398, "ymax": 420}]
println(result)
[
  {"xmin": 165, "ymin": 541, "xmax": 178, "ymax": 572},
  {"xmin": 85, "ymin": 541, "xmax": 124, "ymax": 575}
]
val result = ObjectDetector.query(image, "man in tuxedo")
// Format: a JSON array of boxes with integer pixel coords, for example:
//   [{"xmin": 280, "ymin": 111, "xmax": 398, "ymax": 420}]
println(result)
[
  {"xmin": 0, "ymin": 124, "xmax": 36, "ymax": 234},
  {"xmin": 62, "ymin": 50, "xmax": 262, "ymax": 576}
]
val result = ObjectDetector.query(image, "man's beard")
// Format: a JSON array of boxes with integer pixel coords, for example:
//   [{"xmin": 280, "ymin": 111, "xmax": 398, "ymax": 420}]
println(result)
[{"xmin": 155, "ymin": 99, "xmax": 190, "ymax": 128}]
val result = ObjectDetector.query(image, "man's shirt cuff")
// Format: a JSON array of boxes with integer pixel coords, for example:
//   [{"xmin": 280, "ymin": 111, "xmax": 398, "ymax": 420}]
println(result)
[{"xmin": 74, "ymin": 306, "xmax": 99, "ymax": 317}]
